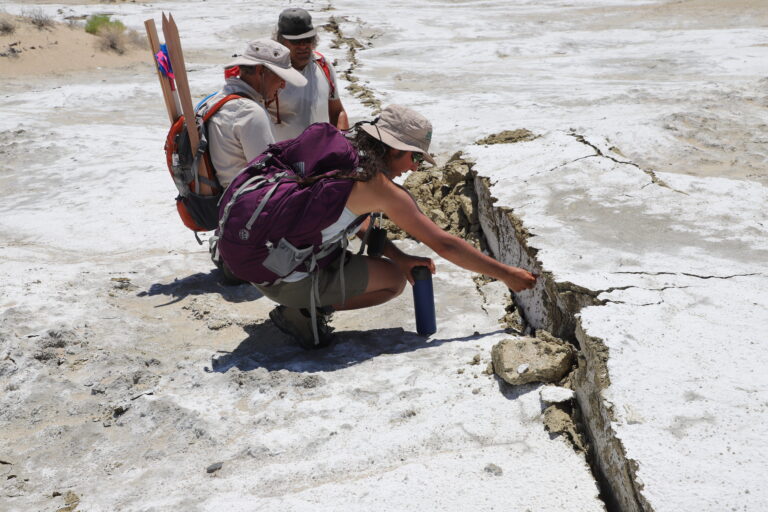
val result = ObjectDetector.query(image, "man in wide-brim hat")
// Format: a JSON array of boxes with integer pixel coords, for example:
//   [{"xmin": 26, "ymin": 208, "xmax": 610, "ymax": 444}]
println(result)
[
  {"xmin": 207, "ymin": 38, "xmax": 306, "ymax": 189},
  {"xmin": 205, "ymin": 38, "xmax": 306, "ymax": 285}
]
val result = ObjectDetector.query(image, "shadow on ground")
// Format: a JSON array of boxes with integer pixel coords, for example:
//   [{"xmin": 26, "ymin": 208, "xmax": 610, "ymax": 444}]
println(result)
[
  {"xmin": 208, "ymin": 319, "xmax": 507, "ymax": 373},
  {"xmin": 139, "ymin": 270, "xmax": 263, "ymax": 305}
]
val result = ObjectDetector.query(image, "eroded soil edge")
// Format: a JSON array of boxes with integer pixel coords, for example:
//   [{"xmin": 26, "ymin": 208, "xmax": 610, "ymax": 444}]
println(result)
[
  {"xmin": 471, "ymin": 135, "xmax": 653, "ymax": 512},
  {"xmin": 388, "ymin": 127, "xmax": 659, "ymax": 510}
]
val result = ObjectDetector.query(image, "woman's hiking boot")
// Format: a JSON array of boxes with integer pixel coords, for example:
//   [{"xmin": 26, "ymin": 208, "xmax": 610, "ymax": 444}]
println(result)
[
  {"xmin": 219, "ymin": 262, "xmax": 248, "ymax": 286},
  {"xmin": 269, "ymin": 305, "xmax": 334, "ymax": 349},
  {"xmin": 210, "ymin": 236, "xmax": 248, "ymax": 286}
]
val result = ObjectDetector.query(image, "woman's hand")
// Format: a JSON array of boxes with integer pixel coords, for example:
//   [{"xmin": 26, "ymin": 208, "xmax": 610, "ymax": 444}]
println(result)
[
  {"xmin": 391, "ymin": 253, "xmax": 435, "ymax": 285},
  {"xmin": 502, "ymin": 266, "xmax": 538, "ymax": 292}
]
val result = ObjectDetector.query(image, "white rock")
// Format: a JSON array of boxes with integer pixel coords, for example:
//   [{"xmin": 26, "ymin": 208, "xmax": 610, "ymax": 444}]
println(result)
[
  {"xmin": 516, "ymin": 363, "xmax": 529, "ymax": 374},
  {"xmin": 540, "ymin": 386, "xmax": 575, "ymax": 404}
]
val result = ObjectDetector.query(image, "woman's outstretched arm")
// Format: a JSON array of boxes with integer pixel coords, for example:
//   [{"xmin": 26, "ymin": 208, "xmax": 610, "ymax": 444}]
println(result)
[{"xmin": 347, "ymin": 176, "xmax": 537, "ymax": 292}]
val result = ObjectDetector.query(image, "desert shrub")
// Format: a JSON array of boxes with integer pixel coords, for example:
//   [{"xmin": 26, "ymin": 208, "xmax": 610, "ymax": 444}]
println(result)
[
  {"xmin": 22, "ymin": 8, "xmax": 54, "ymax": 30},
  {"xmin": 97, "ymin": 24, "xmax": 127, "ymax": 54},
  {"xmin": 85, "ymin": 14, "xmax": 124, "ymax": 35},
  {"xmin": 0, "ymin": 17, "xmax": 16, "ymax": 35},
  {"xmin": 126, "ymin": 28, "xmax": 147, "ymax": 49}
]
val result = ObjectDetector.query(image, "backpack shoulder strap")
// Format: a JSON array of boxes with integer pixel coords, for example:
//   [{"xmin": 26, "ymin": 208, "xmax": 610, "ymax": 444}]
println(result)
[
  {"xmin": 313, "ymin": 51, "xmax": 335, "ymax": 99},
  {"xmin": 200, "ymin": 93, "xmax": 245, "ymax": 122}
]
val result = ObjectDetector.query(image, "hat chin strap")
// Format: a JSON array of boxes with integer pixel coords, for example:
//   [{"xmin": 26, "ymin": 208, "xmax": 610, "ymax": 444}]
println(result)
[
  {"xmin": 259, "ymin": 67, "xmax": 281, "ymax": 124},
  {"xmin": 373, "ymin": 118, "xmax": 385, "ymax": 145}
]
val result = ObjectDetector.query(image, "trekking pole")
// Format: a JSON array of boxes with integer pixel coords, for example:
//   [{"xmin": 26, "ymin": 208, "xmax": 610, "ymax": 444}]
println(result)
[{"xmin": 144, "ymin": 18, "xmax": 179, "ymax": 123}]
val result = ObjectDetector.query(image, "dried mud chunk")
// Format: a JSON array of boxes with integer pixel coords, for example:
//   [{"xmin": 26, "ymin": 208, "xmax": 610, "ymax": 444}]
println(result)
[
  {"xmin": 543, "ymin": 403, "xmax": 586, "ymax": 452},
  {"xmin": 476, "ymin": 129, "xmax": 537, "ymax": 145},
  {"xmin": 403, "ymin": 171, "xmax": 432, "ymax": 189},
  {"xmin": 56, "ymin": 491, "xmax": 80, "ymax": 512},
  {"xmin": 491, "ymin": 336, "xmax": 574, "ymax": 385},
  {"xmin": 443, "ymin": 160, "xmax": 470, "ymax": 187},
  {"xmin": 429, "ymin": 208, "xmax": 449, "ymax": 229}
]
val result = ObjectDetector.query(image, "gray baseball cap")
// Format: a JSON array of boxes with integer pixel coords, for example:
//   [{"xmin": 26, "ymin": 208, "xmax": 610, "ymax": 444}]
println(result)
[
  {"xmin": 226, "ymin": 39, "xmax": 307, "ymax": 87},
  {"xmin": 359, "ymin": 105, "xmax": 436, "ymax": 165},
  {"xmin": 278, "ymin": 8, "xmax": 317, "ymax": 40}
]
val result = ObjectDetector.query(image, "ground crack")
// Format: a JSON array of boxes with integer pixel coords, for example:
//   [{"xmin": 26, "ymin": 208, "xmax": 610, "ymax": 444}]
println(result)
[
  {"xmin": 603, "ymin": 300, "xmax": 663, "ymax": 306},
  {"xmin": 323, "ymin": 16, "xmax": 381, "ymax": 114},
  {"xmin": 569, "ymin": 132, "xmax": 688, "ymax": 195},
  {"xmin": 611, "ymin": 271, "xmax": 761, "ymax": 280},
  {"xmin": 534, "ymin": 154, "xmax": 599, "ymax": 178}
]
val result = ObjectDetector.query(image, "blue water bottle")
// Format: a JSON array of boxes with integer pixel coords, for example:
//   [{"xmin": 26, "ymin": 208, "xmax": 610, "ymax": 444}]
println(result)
[{"xmin": 412, "ymin": 266, "xmax": 436, "ymax": 335}]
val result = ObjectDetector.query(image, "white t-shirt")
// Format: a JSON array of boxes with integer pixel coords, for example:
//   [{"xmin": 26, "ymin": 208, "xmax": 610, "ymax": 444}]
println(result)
[
  {"xmin": 206, "ymin": 78, "xmax": 275, "ymax": 188},
  {"xmin": 271, "ymin": 53, "xmax": 341, "ymax": 142}
]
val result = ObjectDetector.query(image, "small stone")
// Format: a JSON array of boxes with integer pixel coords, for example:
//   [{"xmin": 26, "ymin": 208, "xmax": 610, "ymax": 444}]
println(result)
[
  {"xmin": 484, "ymin": 463, "xmax": 503, "ymax": 476},
  {"xmin": 491, "ymin": 336, "xmax": 574, "ymax": 386},
  {"xmin": 469, "ymin": 354, "xmax": 481, "ymax": 366},
  {"xmin": 207, "ymin": 462, "xmax": 223, "ymax": 474}
]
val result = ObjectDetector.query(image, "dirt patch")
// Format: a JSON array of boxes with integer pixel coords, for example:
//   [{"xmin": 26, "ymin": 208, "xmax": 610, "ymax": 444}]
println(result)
[
  {"xmin": 0, "ymin": 14, "xmax": 147, "ymax": 77},
  {"xmin": 476, "ymin": 129, "xmax": 538, "ymax": 145},
  {"xmin": 568, "ymin": 0, "xmax": 768, "ymax": 31}
]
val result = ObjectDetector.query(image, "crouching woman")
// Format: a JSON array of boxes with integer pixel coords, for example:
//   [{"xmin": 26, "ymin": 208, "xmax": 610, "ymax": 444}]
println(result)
[{"xmin": 217, "ymin": 105, "xmax": 537, "ymax": 348}]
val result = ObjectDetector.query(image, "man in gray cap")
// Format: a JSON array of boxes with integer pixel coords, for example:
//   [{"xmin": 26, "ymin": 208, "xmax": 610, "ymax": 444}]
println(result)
[
  {"xmin": 204, "ymin": 38, "xmax": 306, "ymax": 189},
  {"xmin": 271, "ymin": 7, "xmax": 348, "ymax": 141}
]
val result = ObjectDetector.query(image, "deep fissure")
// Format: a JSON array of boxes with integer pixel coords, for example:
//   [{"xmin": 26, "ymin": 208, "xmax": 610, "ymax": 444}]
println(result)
[
  {"xmin": 326, "ymin": 15, "xmax": 627, "ymax": 509},
  {"xmin": 387, "ymin": 149, "xmax": 632, "ymax": 511},
  {"xmin": 472, "ymin": 140, "xmax": 655, "ymax": 512}
]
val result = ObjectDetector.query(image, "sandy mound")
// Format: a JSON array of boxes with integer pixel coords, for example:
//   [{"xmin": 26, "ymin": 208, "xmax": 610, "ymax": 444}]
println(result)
[{"xmin": 0, "ymin": 13, "xmax": 147, "ymax": 77}]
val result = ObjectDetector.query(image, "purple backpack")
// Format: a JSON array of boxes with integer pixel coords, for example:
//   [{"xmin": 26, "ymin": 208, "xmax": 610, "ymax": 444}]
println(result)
[{"xmin": 217, "ymin": 123, "xmax": 365, "ymax": 285}]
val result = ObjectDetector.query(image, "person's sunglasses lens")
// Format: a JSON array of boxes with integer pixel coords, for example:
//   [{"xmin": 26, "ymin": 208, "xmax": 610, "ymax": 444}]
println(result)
[{"xmin": 413, "ymin": 153, "xmax": 424, "ymax": 164}]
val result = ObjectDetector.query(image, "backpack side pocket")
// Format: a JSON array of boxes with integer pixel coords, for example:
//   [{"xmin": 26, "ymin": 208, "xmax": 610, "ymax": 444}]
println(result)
[{"xmin": 262, "ymin": 238, "xmax": 314, "ymax": 277}]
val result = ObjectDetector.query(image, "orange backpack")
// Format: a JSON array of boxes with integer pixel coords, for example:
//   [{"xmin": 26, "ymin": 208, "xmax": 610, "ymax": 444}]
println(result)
[{"xmin": 164, "ymin": 93, "xmax": 243, "ymax": 234}]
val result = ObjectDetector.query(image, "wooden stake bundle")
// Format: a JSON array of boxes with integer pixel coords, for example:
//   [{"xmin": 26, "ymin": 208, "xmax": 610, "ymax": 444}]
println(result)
[
  {"xmin": 143, "ymin": 18, "xmax": 178, "ymax": 123},
  {"xmin": 144, "ymin": 13, "xmax": 215, "ymax": 196}
]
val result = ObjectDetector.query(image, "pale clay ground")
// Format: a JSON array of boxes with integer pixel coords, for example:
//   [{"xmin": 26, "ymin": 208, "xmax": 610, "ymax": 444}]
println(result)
[{"xmin": 1, "ymin": 0, "xmax": 767, "ymax": 511}]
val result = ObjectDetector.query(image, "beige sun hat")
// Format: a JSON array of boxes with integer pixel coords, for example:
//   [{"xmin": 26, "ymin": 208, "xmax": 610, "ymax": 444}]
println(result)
[
  {"xmin": 226, "ymin": 39, "xmax": 307, "ymax": 87},
  {"xmin": 359, "ymin": 105, "xmax": 436, "ymax": 165}
]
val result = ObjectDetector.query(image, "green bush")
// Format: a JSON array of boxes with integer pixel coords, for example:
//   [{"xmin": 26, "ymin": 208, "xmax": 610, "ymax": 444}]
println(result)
[{"xmin": 85, "ymin": 14, "xmax": 124, "ymax": 35}]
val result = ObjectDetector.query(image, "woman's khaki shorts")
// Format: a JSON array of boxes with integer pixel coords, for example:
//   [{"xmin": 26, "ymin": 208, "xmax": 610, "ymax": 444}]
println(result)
[{"xmin": 255, "ymin": 251, "xmax": 369, "ymax": 309}]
